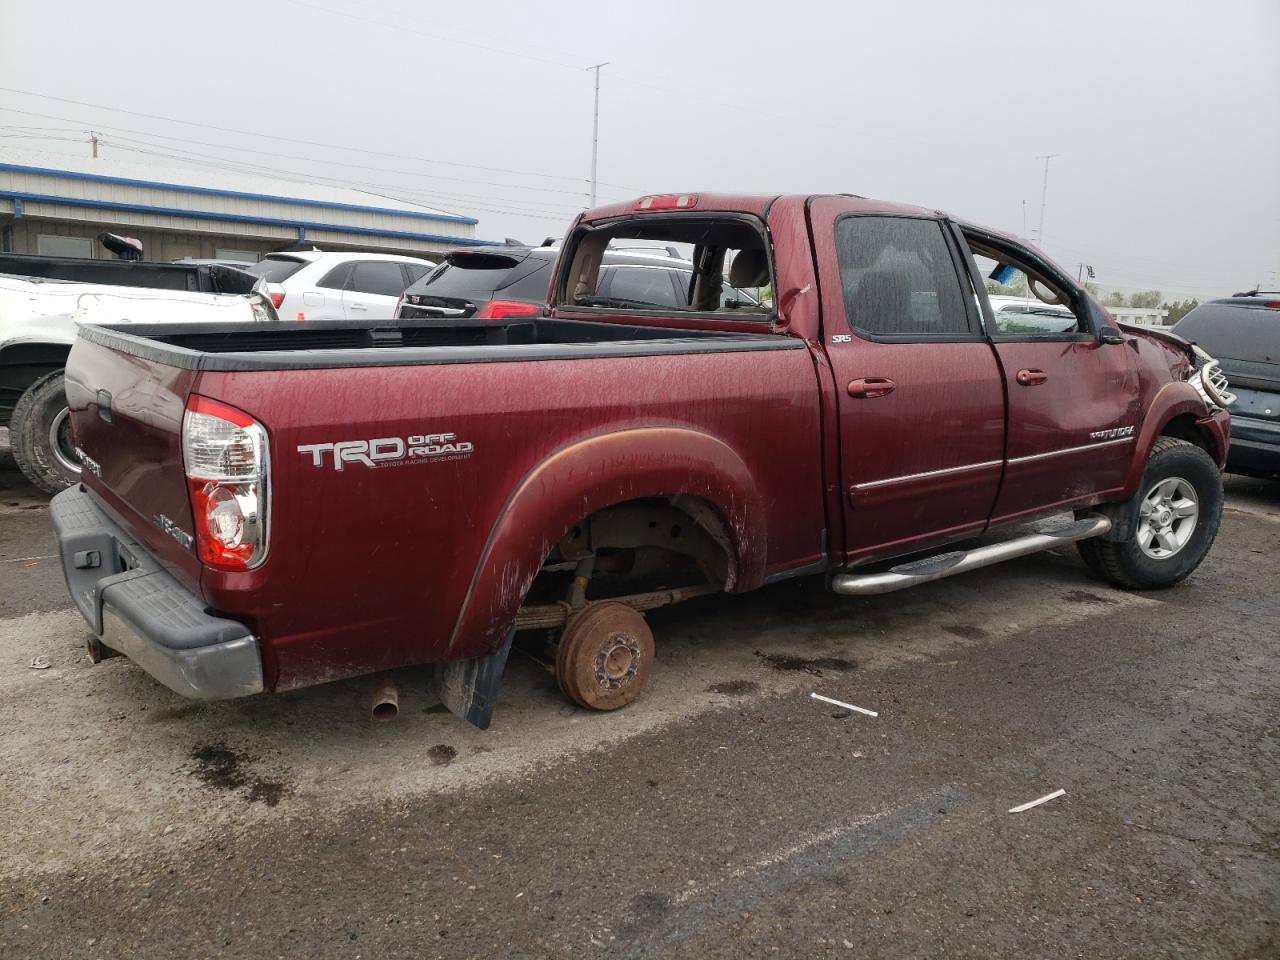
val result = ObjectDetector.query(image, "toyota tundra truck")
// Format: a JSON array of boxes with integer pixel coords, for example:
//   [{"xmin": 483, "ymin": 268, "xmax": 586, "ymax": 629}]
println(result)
[{"xmin": 50, "ymin": 193, "xmax": 1233, "ymax": 728}]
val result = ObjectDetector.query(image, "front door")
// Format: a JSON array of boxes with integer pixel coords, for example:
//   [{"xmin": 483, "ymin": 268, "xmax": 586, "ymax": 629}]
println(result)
[
  {"xmin": 958, "ymin": 228, "xmax": 1141, "ymax": 524},
  {"xmin": 809, "ymin": 199, "xmax": 1007, "ymax": 565}
]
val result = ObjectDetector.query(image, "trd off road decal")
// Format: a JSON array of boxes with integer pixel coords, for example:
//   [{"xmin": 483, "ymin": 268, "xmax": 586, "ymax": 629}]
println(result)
[{"xmin": 297, "ymin": 432, "xmax": 475, "ymax": 471}]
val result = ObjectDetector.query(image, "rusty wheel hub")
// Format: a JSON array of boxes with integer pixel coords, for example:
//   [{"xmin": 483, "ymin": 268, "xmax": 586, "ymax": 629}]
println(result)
[
  {"xmin": 597, "ymin": 634, "xmax": 640, "ymax": 686},
  {"xmin": 555, "ymin": 601, "xmax": 655, "ymax": 711}
]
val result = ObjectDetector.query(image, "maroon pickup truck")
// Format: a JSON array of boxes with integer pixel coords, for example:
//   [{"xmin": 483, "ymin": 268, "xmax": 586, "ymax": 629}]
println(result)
[{"xmin": 51, "ymin": 193, "xmax": 1233, "ymax": 727}]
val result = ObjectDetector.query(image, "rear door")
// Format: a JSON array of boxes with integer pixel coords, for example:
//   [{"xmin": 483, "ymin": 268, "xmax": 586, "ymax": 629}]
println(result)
[
  {"xmin": 809, "ymin": 199, "xmax": 1007, "ymax": 564},
  {"xmin": 342, "ymin": 261, "xmax": 413, "ymax": 318},
  {"xmin": 959, "ymin": 228, "xmax": 1140, "ymax": 523}
]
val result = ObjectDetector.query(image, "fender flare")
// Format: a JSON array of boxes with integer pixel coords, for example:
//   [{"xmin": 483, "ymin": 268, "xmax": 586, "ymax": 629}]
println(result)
[
  {"xmin": 1121, "ymin": 380, "xmax": 1215, "ymax": 497},
  {"xmin": 446, "ymin": 427, "xmax": 767, "ymax": 658}
]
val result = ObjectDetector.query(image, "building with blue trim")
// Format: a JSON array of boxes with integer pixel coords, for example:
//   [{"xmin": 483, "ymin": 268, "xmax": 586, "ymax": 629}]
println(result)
[{"xmin": 0, "ymin": 147, "xmax": 490, "ymax": 262}]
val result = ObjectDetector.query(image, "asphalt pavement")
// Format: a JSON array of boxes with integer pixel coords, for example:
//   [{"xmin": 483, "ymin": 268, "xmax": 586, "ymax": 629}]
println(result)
[{"xmin": 1, "ymin": 430, "xmax": 1277, "ymax": 959}]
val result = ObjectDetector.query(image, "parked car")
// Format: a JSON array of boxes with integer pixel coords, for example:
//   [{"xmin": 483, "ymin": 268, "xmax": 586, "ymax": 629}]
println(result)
[
  {"xmin": 52, "ymin": 192, "xmax": 1231, "ymax": 730},
  {"xmin": 1173, "ymin": 290, "xmax": 1278, "ymax": 477},
  {"xmin": 0, "ymin": 258, "xmax": 265, "ymax": 493},
  {"xmin": 397, "ymin": 246, "xmax": 763, "ymax": 320},
  {"xmin": 987, "ymin": 294, "xmax": 1078, "ymax": 334},
  {"xmin": 241, "ymin": 251, "xmax": 436, "ymax": 321}
]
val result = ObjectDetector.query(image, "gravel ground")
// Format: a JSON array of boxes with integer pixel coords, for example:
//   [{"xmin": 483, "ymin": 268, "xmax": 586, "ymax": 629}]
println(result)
[{"xmin": 1, "ymin": 434, "xmax": 1277, "ymax": 959}]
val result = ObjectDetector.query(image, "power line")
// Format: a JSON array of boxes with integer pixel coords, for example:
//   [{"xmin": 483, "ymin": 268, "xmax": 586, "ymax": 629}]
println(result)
[
  {"xmin": 0, "ymin": 89, "xmax": 602, "ymax": 186},
  {"xmin": 93, "ymin": 138, "xmax": 590, "ymax": 222},
  {"xmin": 84, "ymin": 124, "xmax": 597, "ymax": 199},
  {"xmin": 0, "ymin": 116, "xmax": 629, "ymax": 219}
]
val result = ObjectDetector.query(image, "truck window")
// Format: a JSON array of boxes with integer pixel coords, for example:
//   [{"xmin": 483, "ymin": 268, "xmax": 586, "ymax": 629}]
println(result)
[
  {"xmin": 968, "ymin": 242, "xmax": 1081, "ymax": 337},
  {"xmin": 835, "ymin": 217, "xmax": 970, "ymax": 338},
  {"xmin": 559, "ymin": 215, "xmax": 772, "ymax": 319}
]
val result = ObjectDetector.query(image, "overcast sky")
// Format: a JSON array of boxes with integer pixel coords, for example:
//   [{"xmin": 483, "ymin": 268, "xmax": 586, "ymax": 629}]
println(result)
[{"xmin": 1, "ymin": 0, "xmax": 1277, "ymax": 298}]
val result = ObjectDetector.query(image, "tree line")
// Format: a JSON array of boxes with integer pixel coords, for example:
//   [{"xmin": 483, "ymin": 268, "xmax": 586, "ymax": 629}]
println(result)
[{"xmin": 1101, "ymin": 290, "xmax": 1200, "ymax": 324}]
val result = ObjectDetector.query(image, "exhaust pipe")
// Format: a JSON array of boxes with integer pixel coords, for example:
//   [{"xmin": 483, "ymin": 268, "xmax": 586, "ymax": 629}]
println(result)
[{"xmin": 370, "ymin": 673, "xmax": 399, "ymax": 721}]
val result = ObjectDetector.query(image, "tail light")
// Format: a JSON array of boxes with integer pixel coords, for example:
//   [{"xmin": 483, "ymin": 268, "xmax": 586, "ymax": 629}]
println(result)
[
  {"xmin": 182, "ymin": 396, "xmax": 269, "ymax": 571},
  {"xmin": 267, "ymin": 285, "xmax": 285, "ymax": 310},
  {"xmin": 473, "ymin": 300, "xmax": 541, "ymax": 320}
]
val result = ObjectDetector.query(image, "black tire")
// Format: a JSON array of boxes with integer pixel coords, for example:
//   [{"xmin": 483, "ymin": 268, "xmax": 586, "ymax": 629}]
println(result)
[
  {"xmin": 1078, "ymin": 437, "xmax": 1223, "ymax": 590},
  {"xmin": 10, "ymin": 370, "xmax": 79, "ymax": 495}
]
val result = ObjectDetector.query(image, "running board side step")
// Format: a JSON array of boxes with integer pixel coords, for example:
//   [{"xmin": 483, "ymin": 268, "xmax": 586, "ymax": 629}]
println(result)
[{"xmin": 830, "ymin": 516, "xmax": 1112, "ymax": 597}]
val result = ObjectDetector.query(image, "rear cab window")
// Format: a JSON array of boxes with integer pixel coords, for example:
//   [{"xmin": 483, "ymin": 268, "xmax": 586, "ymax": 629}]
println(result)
[{"xmin": 554, "ymin": 213, "xmax": 775, "ymax": 325}]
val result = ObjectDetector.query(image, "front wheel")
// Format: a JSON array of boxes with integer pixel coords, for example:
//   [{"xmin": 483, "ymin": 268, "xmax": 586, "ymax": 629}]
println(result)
[
  {"xmin": 10, "ymin": 370, "xmax": 80, "ymax": 495},
  {"xmin": 1078, "ymin": 437, "xmax": 1223, "ymax": 590}
]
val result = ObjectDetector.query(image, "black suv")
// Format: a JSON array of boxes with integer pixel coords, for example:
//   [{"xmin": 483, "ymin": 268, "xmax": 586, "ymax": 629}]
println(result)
[
  {"xmin": 1174, "ymin": 291, "xmax": 1280, "ymax": 478},
  {"xmin": 397, "ymin": 246, "xmax": 760, "ymax": 320}
]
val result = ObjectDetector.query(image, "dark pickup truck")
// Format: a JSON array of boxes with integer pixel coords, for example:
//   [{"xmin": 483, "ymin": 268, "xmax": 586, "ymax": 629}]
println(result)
[{"xmin": 51, "ymin": 193, "xmax": 1232, "ymax": 727}]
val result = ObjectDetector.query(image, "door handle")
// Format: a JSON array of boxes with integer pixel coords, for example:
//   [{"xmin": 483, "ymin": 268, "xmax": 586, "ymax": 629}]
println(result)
[
  {"xmin": 847, "ymin": 377, "xmax": 896, "ymax": 398},
  {"xmin": 1016, "ymin": 368, "xmax": 1049, "ymax": 386},
  {"xmin": 351, "ymin": 303, "xmax": 369, "ymax": 311}
]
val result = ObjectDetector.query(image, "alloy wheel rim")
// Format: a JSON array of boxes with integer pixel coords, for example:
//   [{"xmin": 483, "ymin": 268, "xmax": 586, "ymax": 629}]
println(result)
[
  {"xmin": 1137, "ymin": 476, "xmax": 1197, "ymax": 559},
  {"xmin": 48, "ymin": 407, "xmax": 81, "ymax": 475}
]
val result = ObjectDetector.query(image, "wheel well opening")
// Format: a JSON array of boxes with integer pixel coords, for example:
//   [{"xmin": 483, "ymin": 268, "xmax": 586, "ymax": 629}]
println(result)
[
  {"xmin": 0, "ymin": 343, "xmax": 71, "ymax": 426},
  {"xmin": 528, "ymin": 495, "xmax": 737, "ymax": 607},
  {"xmin": 1159, "ymin": 414, "xmax": 1217, "ymax": 460}
]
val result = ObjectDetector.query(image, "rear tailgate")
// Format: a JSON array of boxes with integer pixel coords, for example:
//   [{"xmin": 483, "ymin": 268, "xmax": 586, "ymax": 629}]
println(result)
[{"xmin": 63, "ymin": 332, "xmax": 203, "ymax": 591}]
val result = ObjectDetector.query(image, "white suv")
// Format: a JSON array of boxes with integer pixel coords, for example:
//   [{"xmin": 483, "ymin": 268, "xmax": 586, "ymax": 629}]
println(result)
[{"xmin": 242, "ymin": 251, "xmax": 437, "ymax": 322}]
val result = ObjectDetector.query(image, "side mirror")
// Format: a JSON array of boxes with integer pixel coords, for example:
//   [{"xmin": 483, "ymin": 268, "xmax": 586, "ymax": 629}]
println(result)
[{"xmin": 1099, "ymin": 328, "xmax": 1125, "ymax": 345}]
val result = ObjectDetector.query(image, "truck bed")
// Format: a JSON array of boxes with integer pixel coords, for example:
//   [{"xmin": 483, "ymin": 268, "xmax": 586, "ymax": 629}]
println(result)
[{"xmin": 77, "ymin": 317, "xmax": 803, "ymax": 371}]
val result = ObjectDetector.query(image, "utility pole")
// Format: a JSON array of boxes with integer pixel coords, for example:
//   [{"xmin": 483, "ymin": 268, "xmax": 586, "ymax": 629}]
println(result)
[
  {"xmin": 587, "ymin": 62, "xmax": 608, "ymax": 209},
  {"xmin": 1034, "ymin": 154, "xmax": 1059, "ymax": 247},
  {"xmin": 89, "ymin": 131, "xmax": 99, "ymax": 159}
]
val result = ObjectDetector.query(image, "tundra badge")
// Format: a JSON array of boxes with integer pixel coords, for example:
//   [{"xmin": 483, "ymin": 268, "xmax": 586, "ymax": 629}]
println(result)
[{"xmin": 1089, "ymin": 425, "xmax": 1135, "ymax": 440}]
